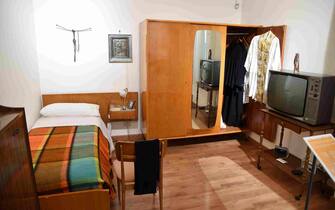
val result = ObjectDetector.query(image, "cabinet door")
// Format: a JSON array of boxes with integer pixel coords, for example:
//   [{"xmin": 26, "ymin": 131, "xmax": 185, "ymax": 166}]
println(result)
[
  {"xmin": 0, "ymin": 113, "xmax": 39, "ymax": 210},
  {"xmin": 245, "ymin": 100, "xmax": 277, "ymax": 141},
  {"xmin": 147, "ymin": 21, "xmax": 193, "ymax": 138}
]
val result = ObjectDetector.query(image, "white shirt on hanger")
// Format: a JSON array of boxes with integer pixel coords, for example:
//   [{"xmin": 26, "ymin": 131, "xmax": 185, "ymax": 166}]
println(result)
[{"xmin": 244, "ymin": 34, "xmax": 281, "ymax": 103}]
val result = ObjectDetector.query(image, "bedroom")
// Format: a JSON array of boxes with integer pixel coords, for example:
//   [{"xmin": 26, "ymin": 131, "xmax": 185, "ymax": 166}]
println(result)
[{"xmin": 1, "ymin": 0, "xmax": 335, "ymax": 210}]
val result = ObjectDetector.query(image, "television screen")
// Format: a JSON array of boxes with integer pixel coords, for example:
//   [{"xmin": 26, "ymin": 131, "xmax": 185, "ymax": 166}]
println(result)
[
  {"xmin": 200, "ymin": 61, "xmax": 213, "ymax": 83},
  {"xmin": 268, "ymin": 73, "xmax": 308, "ymax": 117}
]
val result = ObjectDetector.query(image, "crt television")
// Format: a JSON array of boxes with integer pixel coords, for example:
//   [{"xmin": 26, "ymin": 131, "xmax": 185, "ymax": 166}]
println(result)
[
  {"xmin": 267, "ymin": 70, "xmax": 335, "ymax": 125},
  {"xmin": 200, "ymin": 59, "xmax": 220, "ymax": 87}
]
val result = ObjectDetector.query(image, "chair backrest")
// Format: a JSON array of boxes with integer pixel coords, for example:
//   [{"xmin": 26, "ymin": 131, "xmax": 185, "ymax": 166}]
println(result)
[
  {"xmin": 115, "ymin": 141, "xmax": 136, "ymax": 162},
  {"xmin": 115, "ymin": 140, "xmax": 166, "ymax": 162},
  {"xmin": 115, "ymin": 140, "xmax": 166, "ymax": 186}
]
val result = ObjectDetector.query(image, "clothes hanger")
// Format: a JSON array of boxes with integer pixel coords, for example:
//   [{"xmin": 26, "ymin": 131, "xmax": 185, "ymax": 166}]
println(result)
[
  {"xmin": 261, "ymin": 28, "xmax": 275, "ymax": 38},
  {"xmin": 242, "ymin": 37, "xmax": 249, "ymax": 48}
]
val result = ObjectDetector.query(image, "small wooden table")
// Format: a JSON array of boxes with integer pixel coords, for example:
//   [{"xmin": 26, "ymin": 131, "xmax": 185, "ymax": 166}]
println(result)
[
  {"xmin": 303, "ymin": 134, "xmax": 335, "ymax": 210},
  {"xmin": 257, "ymin": 108, "xmax": 335, "ymax": 200},
  {"xmin": 108, "ymin": 104, "xmax": 137, "ymax": 121},
  {"xmin": 195, "ymin": 81, "xmax": 219, "ymax": 128}
]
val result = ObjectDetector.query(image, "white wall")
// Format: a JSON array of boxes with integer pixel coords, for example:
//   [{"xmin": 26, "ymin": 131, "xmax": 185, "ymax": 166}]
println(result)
[
  {"xmin": 0, "ymin": 0, "xmax": 41, "ymax": 129},
  {"xmin": 326, "ymin": 8, "xmax": 335, "ymax": 122},
  {"xmin": 242, "ymin": 0, "xmax": 335, "ymax": 159},
  {"xmin": 324, "ymin": 3, "xmax": 335, "ymax": 75},
  {"xmin": 242, "ymin": 0, "xmax": 335, "ymax": 74},
  {"xmin": 32, "ymin": 0, "xmax": 242, "ymax": 135},
  {"xmin": 33, "ymin": 0, "xmax": 242, "ymax": 94},
  {"xmin": 31, "ymin": 0, "xmax": 335, "ymax": 137}
]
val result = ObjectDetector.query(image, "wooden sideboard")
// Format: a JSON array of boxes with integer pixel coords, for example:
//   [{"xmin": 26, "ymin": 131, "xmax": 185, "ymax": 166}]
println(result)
[
  {"xmin": 0, "ymin": 105, "xmax": 40, "ymax": 210},
  {"xmin": 257, "ymin": 108, "xmax": 335, "ymax": 200}
]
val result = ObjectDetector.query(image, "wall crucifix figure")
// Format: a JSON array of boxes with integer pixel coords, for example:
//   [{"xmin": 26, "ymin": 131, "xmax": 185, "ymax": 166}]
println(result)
[{"xmin": 56, "ymin": 24, "xmax": 92, "ymax": 62}]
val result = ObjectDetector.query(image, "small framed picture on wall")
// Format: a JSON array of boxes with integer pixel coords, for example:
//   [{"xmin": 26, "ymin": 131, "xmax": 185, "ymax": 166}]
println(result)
[{"xmin": 108, "ymin": 34, "xmax": 132, "ymax": 63}]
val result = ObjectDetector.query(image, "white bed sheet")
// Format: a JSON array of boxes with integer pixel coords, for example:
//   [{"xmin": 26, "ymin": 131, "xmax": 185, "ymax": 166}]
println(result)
[{"xmin": 32, "ymin": 116, "xmax": 114, "ymax": 151}]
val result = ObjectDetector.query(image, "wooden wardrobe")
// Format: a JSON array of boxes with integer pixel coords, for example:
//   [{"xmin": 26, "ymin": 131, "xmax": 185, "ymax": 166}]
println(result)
[{"xmin": 140, "ymin": 19, "xmax": 287, "ymax": 140}]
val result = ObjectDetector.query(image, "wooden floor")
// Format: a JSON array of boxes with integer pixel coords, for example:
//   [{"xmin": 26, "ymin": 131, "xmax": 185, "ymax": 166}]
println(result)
[{"xmin": 110, "ymin": 138, "xmax": 335, "ymax": 210}]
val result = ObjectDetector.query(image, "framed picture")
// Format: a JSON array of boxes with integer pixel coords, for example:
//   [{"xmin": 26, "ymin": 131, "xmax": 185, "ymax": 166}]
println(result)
[{"xmin": 108, "ymin": 34, "xmax": 132, "ymax": 63}]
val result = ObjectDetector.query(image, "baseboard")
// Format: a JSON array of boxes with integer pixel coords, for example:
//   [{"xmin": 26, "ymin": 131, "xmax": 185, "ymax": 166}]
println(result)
[
  {"xmin": 248, "ymin": 131, "xmax": 276, "ymax": 150},
  {"xmin": 111, "ymin": 130, "xmax": 246, "ymax": 144},
  {"xmin": 167, "ymin": 132, "xmax": 246, "ymax": 146},
  {"xmin": 111, "ymin": 128, "xmax": 141, "ymax": 137},
  {"xmin": 112, "ymin": 134, "xmax": 145, "ymax": 142}
]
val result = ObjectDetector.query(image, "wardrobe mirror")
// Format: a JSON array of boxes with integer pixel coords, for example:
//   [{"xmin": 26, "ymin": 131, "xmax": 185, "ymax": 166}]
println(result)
[{"xmin": 191, "ymin": 30, "xmax": 222, "ymax": 129}]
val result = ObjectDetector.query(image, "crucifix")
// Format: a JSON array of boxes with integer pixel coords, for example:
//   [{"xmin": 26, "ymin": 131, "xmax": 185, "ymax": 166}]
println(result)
[{"xmin": 56, "ymin": 24, "xmax": 92, "ymax": 62}]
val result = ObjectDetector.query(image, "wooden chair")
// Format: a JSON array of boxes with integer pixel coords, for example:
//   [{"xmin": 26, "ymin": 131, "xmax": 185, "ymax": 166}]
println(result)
[{"xmin": 112, "ymin": 140, "xmax": 165, "ymax": 210}]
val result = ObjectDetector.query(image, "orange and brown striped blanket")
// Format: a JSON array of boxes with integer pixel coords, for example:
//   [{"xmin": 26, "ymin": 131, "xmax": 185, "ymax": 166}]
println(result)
[{"xmin": 29, "ymin": 125, "xmax": 112, "ymax": 195}]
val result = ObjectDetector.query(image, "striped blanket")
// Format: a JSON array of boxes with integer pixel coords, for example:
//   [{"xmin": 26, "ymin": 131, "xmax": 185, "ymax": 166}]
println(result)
[{"xmin": 29, "ymin": 125, "xmax": 112, "ymax": 195}]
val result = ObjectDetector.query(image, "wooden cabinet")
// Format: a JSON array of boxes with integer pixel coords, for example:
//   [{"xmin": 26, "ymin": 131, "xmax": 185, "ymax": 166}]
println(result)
[
  {"xmin": 0, "ymin": 106, "xmax": 39, "ymax": 210},
  {"xmin": 140, "ymin": 19, "xmax": 287, "ymax": 139},
  {"xmin": 245, "ymin": 100, "xmax": 278, "ymax": 141}
]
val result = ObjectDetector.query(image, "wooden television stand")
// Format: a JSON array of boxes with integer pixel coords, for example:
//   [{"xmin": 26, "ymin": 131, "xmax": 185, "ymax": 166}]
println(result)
[{"xmin": 257, "ymin": 108, "xmax": 335, "ymax": 200}]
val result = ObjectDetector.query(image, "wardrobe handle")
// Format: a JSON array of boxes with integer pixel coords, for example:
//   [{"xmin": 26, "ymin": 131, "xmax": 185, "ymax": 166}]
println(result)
[{"xmin": 12, "ymin": 128, "xmax": 20, "ymax": 137}]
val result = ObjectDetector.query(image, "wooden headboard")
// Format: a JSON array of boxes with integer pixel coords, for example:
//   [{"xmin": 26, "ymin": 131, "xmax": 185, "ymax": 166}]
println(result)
[{"xmin": 42, "ymin": 92, "xmax": 138, "ymax": 124}]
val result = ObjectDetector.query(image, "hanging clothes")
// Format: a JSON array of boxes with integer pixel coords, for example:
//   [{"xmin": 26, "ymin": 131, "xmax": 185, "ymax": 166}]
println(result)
[
  {"xmin": 222, "ymin": 41, "xmax": 247, "ymax": 126},
  {"xmin": 256, "ymin": 31, "xmax": 277, "ymax": 101},
  {"xmin": 244, "ymin": 31, "xmax": 281, "ymax": 103}
]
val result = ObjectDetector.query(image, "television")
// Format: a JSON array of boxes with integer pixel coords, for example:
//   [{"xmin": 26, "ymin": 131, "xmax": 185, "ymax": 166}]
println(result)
[
  {"xmin": 200, "ymin": 59, "xmax": 220, "ymax": 87},
  {"xmin": 267, "ymin": 70, "xmax": 335, "ymax": 125}
]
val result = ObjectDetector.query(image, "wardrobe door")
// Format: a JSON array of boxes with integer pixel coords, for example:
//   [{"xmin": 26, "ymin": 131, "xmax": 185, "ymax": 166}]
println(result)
[
  {"xmin": 147, "ymin": 21, "xmax": 193, "ymax": 138},
  {"xmin": 188, "ymin": 25, "xmax": 227, "ymax": 135}
]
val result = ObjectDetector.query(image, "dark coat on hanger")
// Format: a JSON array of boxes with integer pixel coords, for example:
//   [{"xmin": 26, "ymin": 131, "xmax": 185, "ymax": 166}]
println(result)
[{"xmin": 222, "ymin": 41, "xmax": 247, "ymax": 126}]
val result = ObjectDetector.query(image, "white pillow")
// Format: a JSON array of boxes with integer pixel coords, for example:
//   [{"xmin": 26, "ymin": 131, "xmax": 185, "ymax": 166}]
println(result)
[{"xmin": 40, "ymin": 103, "xmax": 100, "ymax": 117}]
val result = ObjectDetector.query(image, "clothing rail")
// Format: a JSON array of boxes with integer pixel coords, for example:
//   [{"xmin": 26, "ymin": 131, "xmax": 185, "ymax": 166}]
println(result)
[{"xmin": 227, "ymin": 32, "xmax": 249, "ymax": 36}]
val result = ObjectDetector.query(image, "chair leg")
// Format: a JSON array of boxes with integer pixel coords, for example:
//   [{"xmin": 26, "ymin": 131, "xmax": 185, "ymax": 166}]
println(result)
[
  {"xmin": 121, "ymin": 184, "xmax": 126, "ymax": 210},
  {"xmin": 117, "ymin": 178, "xmax": 121, "ymax": 203},
  {"xmin": 152, "ymin": 193, "xmax": 156, "ymax": 204},
  {"xmin": 159, "ymin": 186, "xmax": 163, "ymax": 210}
]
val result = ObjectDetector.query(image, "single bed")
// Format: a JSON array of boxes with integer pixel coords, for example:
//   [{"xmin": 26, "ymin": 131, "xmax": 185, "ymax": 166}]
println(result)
[
  {"xmin": 29, "ymin": 116, "xmax": 113, "ymax": 195},
  {"xmin": 29, "ymin": 93, "xmax": 124, "ymax": 210}
]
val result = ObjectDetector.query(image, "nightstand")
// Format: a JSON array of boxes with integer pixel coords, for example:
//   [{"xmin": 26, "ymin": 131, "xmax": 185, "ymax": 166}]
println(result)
[{"xmin": 108, "ymin": 104, "xmax": 138, "ymax": 121}]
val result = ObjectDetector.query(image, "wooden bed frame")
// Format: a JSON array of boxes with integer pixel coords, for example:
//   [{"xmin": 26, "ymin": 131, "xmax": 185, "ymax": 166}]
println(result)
[
  {"xmin": 39, "ymin": 189, "xmax": 110, "ymax": 210},
  {"xmin": 42, "ymin": 92, "xmax": 138, "ymax": 124},
  {"xmin": 38, "ymin": 92, "xmax": 138, "ymax": 210}
]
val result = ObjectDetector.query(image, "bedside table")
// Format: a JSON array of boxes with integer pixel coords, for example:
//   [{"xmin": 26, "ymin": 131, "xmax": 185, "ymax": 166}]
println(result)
[{"xmin": 108, "ymin": 104, "xmax": 138, "ymax": 121}]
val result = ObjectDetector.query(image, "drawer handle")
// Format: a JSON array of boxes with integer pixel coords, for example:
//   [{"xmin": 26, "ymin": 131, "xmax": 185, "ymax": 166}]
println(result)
[{"xmin": 12, "ymin": 128, "xmax": 20, "ymax": 136}]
